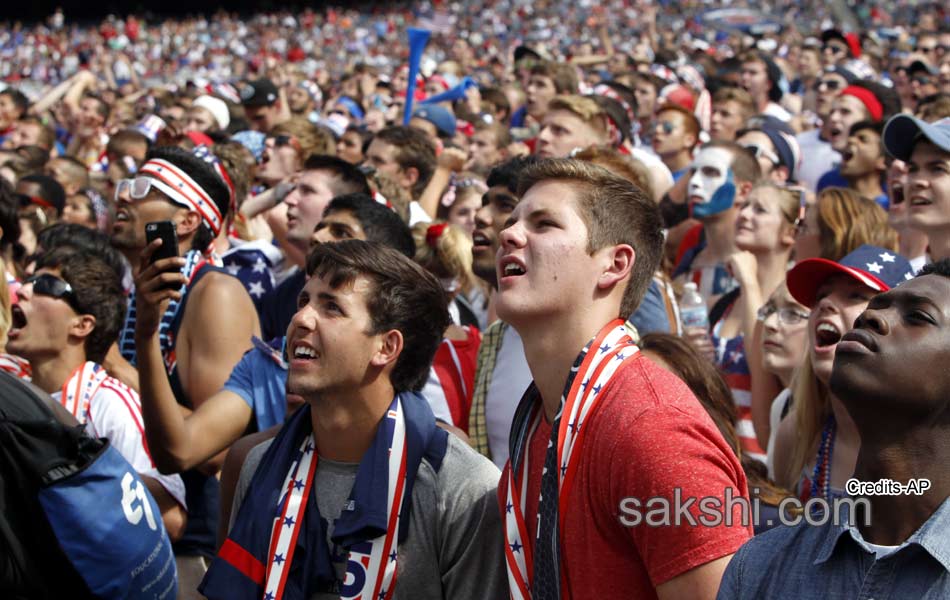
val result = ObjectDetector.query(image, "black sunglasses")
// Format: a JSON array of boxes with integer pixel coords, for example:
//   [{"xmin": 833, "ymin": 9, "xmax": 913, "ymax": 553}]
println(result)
[
  {"xmin": 814, "ymin": 79, "xmax": 843, "ymax": 92},
  {"xmin": 24, "ymin": 273, "xmax": 83, "ymax": 313}
]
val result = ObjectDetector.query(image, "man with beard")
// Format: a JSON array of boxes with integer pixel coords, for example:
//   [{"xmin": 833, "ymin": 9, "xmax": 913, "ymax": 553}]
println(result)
[
  {"xmin": 467, "ymin": 155, "xmax": 541, "ymax": 468},
  {"xmin": 109, "ymin": 145, "xmax": 260, "ymax": 598}
]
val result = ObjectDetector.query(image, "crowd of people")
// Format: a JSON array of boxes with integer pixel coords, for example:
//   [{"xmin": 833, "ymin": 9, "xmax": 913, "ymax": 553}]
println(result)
[{"xmin": 1, "ymin": 2, "xmax": 949, "ymax": 599}]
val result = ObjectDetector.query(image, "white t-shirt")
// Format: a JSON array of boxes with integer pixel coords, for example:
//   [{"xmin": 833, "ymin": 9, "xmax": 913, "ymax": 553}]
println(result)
[
  {"xmin": 52, "ymin": 378, "xmax": 187, "ymax": 508},
  {"xmin": 485, "ymin": 325, "xmax": 534, "ymax": 469},
  {"xmin": 796, "ymin": 129, "xmax": 841, "ymax": 192},
  {"xmin": 408, "ymin": 200, "xmax": 432, "ymax": 226},
  {"xmin": 630, "ymin": 147, "xmax": 674, "ymax": 196}
]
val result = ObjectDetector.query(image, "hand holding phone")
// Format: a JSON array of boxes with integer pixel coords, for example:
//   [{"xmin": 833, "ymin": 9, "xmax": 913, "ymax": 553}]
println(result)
[{"xmin": 144, "ymin": 221, "xmax": 180, "ymax": 291}]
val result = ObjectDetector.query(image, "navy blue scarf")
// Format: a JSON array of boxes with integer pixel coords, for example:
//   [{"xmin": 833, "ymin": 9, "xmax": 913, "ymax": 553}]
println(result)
[{"xmin": 200, "ymin": 392, "xmax": 447, "ymax": 600}]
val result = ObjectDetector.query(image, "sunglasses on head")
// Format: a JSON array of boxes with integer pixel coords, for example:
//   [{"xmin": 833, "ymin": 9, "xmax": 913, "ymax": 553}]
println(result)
[
  {"xmin": 24, "ymin": 273, "xmax": 83, "ymax": 313},
  {"xmin": 742, "ymin": 143, "xmax": 780, "ymax": 166}
]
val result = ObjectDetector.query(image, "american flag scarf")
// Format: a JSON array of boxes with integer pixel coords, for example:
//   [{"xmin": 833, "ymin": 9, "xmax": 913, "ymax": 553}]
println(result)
[{"xmin": 504, "ymin": 319, "xmax": 638, "ymax": 599}]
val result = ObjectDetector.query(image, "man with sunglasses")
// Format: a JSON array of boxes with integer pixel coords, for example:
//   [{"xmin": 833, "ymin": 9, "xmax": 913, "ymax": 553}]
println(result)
[
  {"xmin": 819, "ymin": 29, "xmax": 857, "ymax": 67},
  {"xmin": 652, "ymin": 104, "xmax": 700, "ymax": 182},
  {"xmin": 795, "ymin": 66, "xmax": 855, "ymax": 191},
  {"xmin": 736, "ymin": 117, "xmax": 801, "ymax": 185},
  {"xmin": 5, "ymin": 246, "xmax": 188, "ymax": 541},
  {"xmin": 109, "ymin": 145, "xmax": 260, "ymax": 598}
]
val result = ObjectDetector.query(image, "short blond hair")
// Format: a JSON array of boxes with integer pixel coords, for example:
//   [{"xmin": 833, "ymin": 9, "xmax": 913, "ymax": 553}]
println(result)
[{"xmin": 547, "ymin": 95, "xmax": 609, "ymax": 135}]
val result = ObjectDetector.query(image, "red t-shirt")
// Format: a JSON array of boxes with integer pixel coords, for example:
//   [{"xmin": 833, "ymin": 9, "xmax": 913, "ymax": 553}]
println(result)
[{"xmin": 500, "ymin": 353, "xmax": 752, "ymax": 598}]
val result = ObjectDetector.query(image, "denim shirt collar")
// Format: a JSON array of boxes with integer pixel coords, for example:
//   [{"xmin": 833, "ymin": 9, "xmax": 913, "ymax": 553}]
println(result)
[{"xmin": 815, "ymin": 496, "xmax": 950, "ymax": 573}]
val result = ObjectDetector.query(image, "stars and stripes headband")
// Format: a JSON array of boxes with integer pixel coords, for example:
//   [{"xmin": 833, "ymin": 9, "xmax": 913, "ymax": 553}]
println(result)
[{"xmin": 138, "ymin": 158, "xmax": 224, "ymax": 236}]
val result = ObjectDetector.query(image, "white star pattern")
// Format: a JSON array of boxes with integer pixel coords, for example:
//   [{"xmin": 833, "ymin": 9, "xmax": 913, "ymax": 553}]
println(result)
[
  {"xmin": 866, "ymin": 262, "xmax": 883, "ymax": 274},
  {"xmin": 879, "ymin": 252, "xmax": 896, "ymax": 263},
  {"xmin": 249, "ymin": 281, "xmax": 266, "ymax": 298},
  {"xmin": 253, "ymin": 257, "xmax": 267, "ymax": 273},
  {"xmin": 225, "ymin": 263, "xmax": 241, "ymax": 276},
  {"xmin": 729, "ymin": 351, "xmax": 744, "ymax": 365}
]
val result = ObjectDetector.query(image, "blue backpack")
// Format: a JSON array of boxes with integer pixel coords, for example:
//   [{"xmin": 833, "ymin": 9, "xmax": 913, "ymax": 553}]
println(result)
[{"xmin": 0, "ymin": 372, "xmax": 177, "ymax": 599}]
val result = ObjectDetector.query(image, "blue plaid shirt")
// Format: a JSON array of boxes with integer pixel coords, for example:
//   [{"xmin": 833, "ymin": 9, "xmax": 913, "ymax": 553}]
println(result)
[{"xmin": 718, "ymin": 497, "xmax": 950, "ymax": 599}]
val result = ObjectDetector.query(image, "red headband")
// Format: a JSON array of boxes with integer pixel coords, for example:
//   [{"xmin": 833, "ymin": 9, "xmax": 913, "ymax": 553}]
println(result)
[
  {"xmin": 840, "ymin": 86, "xmax": 883, "ymax": 122},
  {"xmin": 426, "ymin": 222, "xmax": 449, "ymax": 248}
]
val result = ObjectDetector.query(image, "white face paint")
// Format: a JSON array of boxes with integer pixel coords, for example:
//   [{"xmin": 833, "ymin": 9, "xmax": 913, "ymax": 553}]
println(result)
[{"xmin": 688, "ymin": 147, "xmax": 734, "ymax": 203}]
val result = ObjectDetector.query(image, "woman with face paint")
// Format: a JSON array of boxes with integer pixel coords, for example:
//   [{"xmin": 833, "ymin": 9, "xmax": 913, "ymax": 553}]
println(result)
[{"xmin": 706, "ymin": 182, "xmax": 801, "ymax": 463}]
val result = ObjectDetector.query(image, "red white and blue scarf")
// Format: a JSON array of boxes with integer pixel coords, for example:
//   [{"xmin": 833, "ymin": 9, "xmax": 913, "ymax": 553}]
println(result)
[
  {"xmin": 59, "ymin": 361, "xmax": 110, "ymax": 423},
  {"xmin": 504, "ymin": 319, "xmax": 638, "ymax": 599},
  {"xmin": 200, "ymin": 392, "xmax": 447, "ymax": 600}
]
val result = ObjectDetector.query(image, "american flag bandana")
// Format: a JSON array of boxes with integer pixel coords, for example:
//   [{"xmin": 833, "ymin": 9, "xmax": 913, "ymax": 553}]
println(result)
[
  {"xmin": 264, "ymin": 396, "xmax": 408, "ymax": 600},
  {"xmin": 504, "ymin": 319, "xmax": 638, "ymax": 599},
  {"xmin": 60, "ymin": 361, "xmax": 109, "ymax": 422},
  {"xmin": 139, "ymin": 158, "xmax": 224, "ymax": 236}
]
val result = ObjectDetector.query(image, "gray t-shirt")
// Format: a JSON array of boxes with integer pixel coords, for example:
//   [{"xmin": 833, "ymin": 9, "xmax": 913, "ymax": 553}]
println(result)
[{"xmin": 232, "ymin": 433, "xmax": 507, "ymax": 599}]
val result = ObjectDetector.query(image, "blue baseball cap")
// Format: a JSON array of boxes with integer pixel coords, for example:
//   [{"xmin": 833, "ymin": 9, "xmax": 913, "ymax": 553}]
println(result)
[
  {"xmin": 412, "ymin": 105, "xmax": 457, "ymax": 138},
  {"xmin": 883, "ymin": 115, "xmax": 950, "ymax": 162},
  {"xmin": 787, "ymin": 245, "xmax": 915, "ymax": 308}
]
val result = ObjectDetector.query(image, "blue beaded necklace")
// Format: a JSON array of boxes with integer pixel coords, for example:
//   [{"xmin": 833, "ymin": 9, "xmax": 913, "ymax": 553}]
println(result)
[{"xmin": 810, "ymin": 415, "xmax": 837, "ymax": 500}]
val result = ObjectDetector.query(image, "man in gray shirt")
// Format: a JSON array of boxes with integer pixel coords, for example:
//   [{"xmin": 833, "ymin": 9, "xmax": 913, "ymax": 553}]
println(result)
[{"xmin": 200, "ymin": 241, "xmax": 506, "ymax": 600}]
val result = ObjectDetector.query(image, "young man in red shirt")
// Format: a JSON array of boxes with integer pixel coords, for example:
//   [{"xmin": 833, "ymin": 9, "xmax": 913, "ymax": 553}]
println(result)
[{"xmin": 495, "ymin": 158, "xmax": 751, "ymax": 599}]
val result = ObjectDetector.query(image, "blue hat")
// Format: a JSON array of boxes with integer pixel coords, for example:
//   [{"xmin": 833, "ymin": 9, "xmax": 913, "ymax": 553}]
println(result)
[
  {"xmin": 787, "ymin": 245, "xmax": 915, "ymax": 308},
  {"xmin": 883, "ymin": 115, "xmax": 950, "ymax": 162},
  {"xmin": 412, "ymin": 105, "xmax": 456, "ymax": 138}
]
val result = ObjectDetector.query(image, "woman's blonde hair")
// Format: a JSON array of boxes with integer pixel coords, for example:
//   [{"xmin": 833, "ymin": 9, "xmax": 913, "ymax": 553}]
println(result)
[
  {"xmin": 270, "ymin": 117, "xmax": 336, "ymax": 161},
  {"xmin": 0, "ymin": 257, "xmax": 11, "ymax": 348},
  {"xmin": 750, "ymin": 181, "xmax": 801, "ymax": 226},
  {"xmin": 780, "ymin": 353, "xmax": 831, "ymax": 490},
  {"xmin": 412, "ymin": 221, "xmax": 476, "ymax": 295},
  {"xmin": 817, "ymin": 187, "xmax": 898, "ymax": 261}
]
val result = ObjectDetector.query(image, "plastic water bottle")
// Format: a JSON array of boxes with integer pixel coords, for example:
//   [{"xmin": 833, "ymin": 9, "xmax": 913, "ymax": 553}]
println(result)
[{"xmin": 680, "ymin": 282, "xmax": 709, "ymax": 330}]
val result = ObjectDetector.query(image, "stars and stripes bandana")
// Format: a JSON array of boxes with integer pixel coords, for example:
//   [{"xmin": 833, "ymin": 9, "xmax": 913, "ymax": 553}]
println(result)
[
  {"xmin": 200, "ymin": 392, "xmax": 447, "ymax": 600},
  {"xmin": 139, "ymin": 158, "xmax": 224, "ymax": 236},
  {"xmin": 59, "ymin": 361, "xmax": 109, "ymax": 422},
  {"xmin": 504, "ymin": 319, "xmax": 638, "ymax": 599}
]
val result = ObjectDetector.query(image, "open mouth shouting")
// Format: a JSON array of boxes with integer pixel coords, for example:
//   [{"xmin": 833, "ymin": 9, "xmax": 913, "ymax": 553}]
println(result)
[
  {"xmin": 7, "ymin": 304, "xmax": 27, "ymax": 340},
  {"xmin": 497, "ymin": 255, "xmax": 527, "ymax": 284},
  {"xmin": 813, "ymin": 320, "xmax": 843, "ymax": 358}
]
